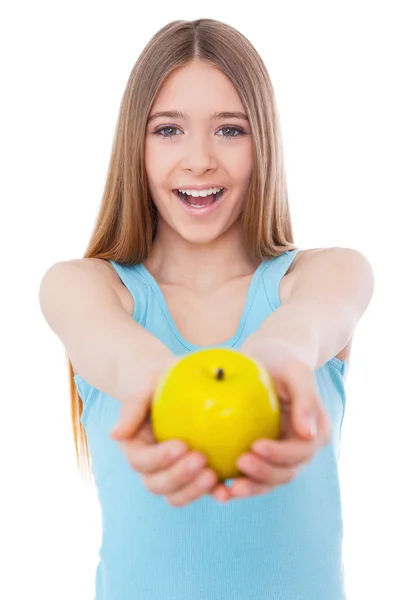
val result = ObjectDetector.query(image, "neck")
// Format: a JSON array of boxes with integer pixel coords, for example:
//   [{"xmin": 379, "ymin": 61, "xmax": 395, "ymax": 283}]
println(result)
[{"xmin": 144, "ymin": 220, "xmax": 260, "ymax": 291}]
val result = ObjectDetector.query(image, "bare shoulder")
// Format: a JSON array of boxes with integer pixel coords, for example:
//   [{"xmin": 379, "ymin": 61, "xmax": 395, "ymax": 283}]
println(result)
[
  {"xmin": 281, "ymin": 247, "xmax": 357, "ymax": 363},
  {"xmin": 287, "ymin": 247, "xmax": 326, "ymax": 275},
  {"xmin": 285, "ymin": 246, "xmax": 372, "ymax": 283},
  {"xmin": 279, "ymin": 248, "xmax": 324, "ymax": 303},
  {"xmin": 67, "ymin": 258, "xmax": 134, "ymax": 315}
]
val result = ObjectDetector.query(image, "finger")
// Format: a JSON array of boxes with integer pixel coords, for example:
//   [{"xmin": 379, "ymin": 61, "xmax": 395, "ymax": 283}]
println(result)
[
  {"xmin": 210, "ymin": 483, "xmax": 231, "ymax": 503},
  {"xmin": 229, "ymin": 477, "xmax": 275, "ymax": 498},
  {"xmin": 110, "ymin": 392, "xmax": 153, "ymax": 441},
  {"xmin": 165, "ymin": 469, "xmax": 219, "ymax": 507},
  {"xmin": 276, "ymin": 362, "xmax": 320, "ymax": 439},
  {"xmin": 142, "ymin": 451, "xmax": 208, "ymax": 495},
  {"xmin": 134, "ymin": 419, "xmax": 157, "ymax": 445},
  {"xmin": 251, "ymin": 408, "xmax": 331, "ymax": 467},
  {"xmin": 251, "ymin": 436, "xmax": 317, "ymax": 467},
  {"xmin": 292, "ymin": 387, "xmax": 320, "ymax": 440},
  {"xmin": 236, "ymin": 453, "xmax": 299, "ymax": 486},
  {"xmin": 110, "ymin": 365, "xmax": 170, "ymax": 440},
  {"xmin": 122, "ymin": 432, "xmax": 188, "ymax": 474}
]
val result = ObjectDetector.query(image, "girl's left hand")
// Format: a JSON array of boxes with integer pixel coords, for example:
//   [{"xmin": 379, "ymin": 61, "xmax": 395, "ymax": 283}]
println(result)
[{"xmin": 210, "ymin": 351, "xmax": 332, "ymax": 502}]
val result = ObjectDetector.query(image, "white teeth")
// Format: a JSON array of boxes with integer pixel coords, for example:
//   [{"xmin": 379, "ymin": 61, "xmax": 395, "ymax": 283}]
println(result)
[
  {"xmin": 178, "ymin": 186, "xmax": 223, "ymax": 197},
  {"xmin": 175, "ymin": 186, "xmax": 225, "ymax": 209}
]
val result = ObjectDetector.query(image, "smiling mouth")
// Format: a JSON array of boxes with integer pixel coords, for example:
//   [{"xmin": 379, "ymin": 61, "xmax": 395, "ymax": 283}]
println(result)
[{"xmin": 173, "ymin": 188, "xmax": 226, "ymax": 207}]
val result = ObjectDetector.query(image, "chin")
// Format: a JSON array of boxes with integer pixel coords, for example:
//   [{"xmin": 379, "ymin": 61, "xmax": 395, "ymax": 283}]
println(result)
[
  {"xmin": 177, "ymin": 230, "xmax": 221, "ymax": 245},
  {"xmin": 157, "ymin": 210, "xmax": 236, "ymax": 245}
]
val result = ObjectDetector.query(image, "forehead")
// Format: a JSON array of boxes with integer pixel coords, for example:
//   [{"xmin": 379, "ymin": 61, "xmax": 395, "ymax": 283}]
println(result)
[{"xmin": 150, "ymin": 61, "xmax": 245, "ymax": 116}]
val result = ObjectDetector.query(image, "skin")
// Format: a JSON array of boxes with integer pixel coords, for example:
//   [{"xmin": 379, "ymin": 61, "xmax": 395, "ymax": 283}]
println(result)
[
  {"xmin": 144, "ymin": 59, "xmax": 260, "ymax": 288},
  {"xmin": 112, "ymin": 62, "xmax": 373, "ymax": 506},
  {"xmin": 140, "ymin": 59, "xmax": 262, "ymax": 504},
  {"xmin": 120, "ymin": 61, "xmax": 363, "ymax": 506}
]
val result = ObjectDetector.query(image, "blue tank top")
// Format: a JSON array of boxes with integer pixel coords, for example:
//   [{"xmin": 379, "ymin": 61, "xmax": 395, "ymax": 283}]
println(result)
[{"xmin": 74, "ymin": 249, "xmax": 349, "ymax": 600}]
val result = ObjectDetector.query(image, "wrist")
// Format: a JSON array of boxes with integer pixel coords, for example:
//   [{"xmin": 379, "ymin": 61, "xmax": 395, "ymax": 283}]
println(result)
[
  {"xmin": 241, "ymin": 337, "xmax": 316, "ymax": 370},
  {"xmin": 145, "ymin": 352, "xmax": 178, "ymax": 376}
]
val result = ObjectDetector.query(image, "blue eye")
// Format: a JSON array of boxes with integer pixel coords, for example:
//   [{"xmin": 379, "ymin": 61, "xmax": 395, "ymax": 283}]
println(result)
[
  {"xmin": 153, "ymin": 125, "xmax": 246, "ymax": 138},
  {"xmin": 154, "ymin": 126, "xmax": 182, "ymax": 137},
  {"xmin": 216, "ymin": 126, "xmax": 244, "ymax": 138}
]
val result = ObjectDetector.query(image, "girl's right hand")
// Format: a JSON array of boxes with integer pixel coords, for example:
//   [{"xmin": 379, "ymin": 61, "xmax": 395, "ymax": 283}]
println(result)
[{"xmin": 110, "ymin": 360, "xmax": 231, "ymax": 507}]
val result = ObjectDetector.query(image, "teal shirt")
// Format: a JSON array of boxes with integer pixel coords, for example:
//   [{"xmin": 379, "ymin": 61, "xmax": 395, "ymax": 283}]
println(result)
[{"xmin": 75, "ymin": 249, "xmax": 349, "ymax": 599}]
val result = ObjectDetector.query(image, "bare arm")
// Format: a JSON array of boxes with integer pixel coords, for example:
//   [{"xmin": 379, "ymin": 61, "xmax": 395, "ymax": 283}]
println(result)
[
  {"xmin": 39, "ymin": 260, "xmax": 174, "ymax": 402},
  {"xmin": 241, "ymin": 247, "xmax": 375, "ymax": 370}
]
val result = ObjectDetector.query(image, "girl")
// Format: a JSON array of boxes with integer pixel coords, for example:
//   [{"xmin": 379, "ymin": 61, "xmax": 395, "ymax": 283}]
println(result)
[{"xmin": 39, "ymin": 18, "xmax": 374, "ymax": 600}]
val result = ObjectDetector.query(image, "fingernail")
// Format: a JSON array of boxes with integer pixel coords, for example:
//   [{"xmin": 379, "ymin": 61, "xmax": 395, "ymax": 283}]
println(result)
[
  {"xmin": 235, "ymin": 486, "xmax": 251, "ymax": 497},
  {"xmin": 168, "ymin": 444, "xmax": 186, "ymax": 458},
  {"xmin": 252, "ymin": 441, "xmax": 269, "ymax": 457},
  {"xmin": 188, "ymin": 456, "xmax": 204, "ymax": 471},
  {"xmin": 303, "ymin": 416, "xmax": 317, "ymax": 437},
  {"xmin": 216, "ymin": 490, "xmax": 230, "ymax": 503}
]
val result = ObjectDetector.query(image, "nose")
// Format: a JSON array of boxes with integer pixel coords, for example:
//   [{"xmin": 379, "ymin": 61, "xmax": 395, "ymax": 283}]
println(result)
[{"xmin": 180, "ymin": 133, "xmax": 218, "ymax": 174}]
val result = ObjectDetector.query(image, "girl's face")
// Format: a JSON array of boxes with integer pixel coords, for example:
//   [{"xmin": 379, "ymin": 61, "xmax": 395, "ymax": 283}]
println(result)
[{"xmin": 145, "ymin": 60, "xmax": 253, "ymax": 244}]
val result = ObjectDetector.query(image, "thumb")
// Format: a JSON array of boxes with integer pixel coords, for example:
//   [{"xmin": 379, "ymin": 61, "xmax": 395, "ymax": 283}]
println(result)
[
  {"xmin": 110, "ymin": 375, "xmax": 157, "ymax": 440},
  {"xmin": 274, "ymin": 364, "xmax": 319, "ymax": 440},
  {"xmin": 109, "ymin": 358, "xmax": 178, "ymax": 440},
  {"xmin": 110, "ymin": 395, "xmax": 151, "ymax": 440},
  {"xmin": 292, "ymin": 391, "xmax": 319, "ymax": 439}
]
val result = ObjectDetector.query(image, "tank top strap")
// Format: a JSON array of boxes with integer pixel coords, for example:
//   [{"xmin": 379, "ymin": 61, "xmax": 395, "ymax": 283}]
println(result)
[
  {"xmin": 108, "ymin": 260, "xmax": 148, "ymax": 323},
  {"xmin": 109, "ymin": 250, "xmax": 300, "ymax": 331},
  {"xmin": 262, "ymin": 248, "xmax": 301, "ymax": 310}
]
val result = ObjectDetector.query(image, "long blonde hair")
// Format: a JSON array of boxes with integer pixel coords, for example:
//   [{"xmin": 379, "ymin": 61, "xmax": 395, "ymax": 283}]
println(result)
[{"xmin": 69, "ymin": 18, "xmax": 297, "ymax": 475}]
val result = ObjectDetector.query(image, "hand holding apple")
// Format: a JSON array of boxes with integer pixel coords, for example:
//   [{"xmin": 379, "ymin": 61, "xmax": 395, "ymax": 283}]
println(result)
[
  {"xmin": 110, "ymin": 344, "xmax": 331, "ymax": 506},
  {"xmin": 110, "ymin": 357, "xmax": 224, "ymax": 507},
  {"xmin": 219, "ymin": 342, "xmax": 332, "ymax": 500},
  {"xmin": 151, "ymin": 348, "xmax": 281, "ymax": 483}
]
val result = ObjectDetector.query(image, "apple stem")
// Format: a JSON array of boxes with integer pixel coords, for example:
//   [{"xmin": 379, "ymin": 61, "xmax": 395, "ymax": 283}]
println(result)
[{"xmin": 216, "ymin": 368, "xmax": 224, "ymax": 381}]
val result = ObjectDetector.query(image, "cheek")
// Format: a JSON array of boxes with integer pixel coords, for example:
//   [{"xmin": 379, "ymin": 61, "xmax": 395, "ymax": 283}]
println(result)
[
  {"xmin": 144, "ymin": 141, "xmax": 171, "ymax": 185},
  {"xmin": 224, "ymin": 144, "xmax": 253, "ymax": 184}
]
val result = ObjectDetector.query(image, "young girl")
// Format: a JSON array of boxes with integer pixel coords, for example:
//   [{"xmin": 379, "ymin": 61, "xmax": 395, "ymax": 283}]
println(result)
[{"xmin": 39, "ymin": 18, "xmax": 374, "ymax": 600}]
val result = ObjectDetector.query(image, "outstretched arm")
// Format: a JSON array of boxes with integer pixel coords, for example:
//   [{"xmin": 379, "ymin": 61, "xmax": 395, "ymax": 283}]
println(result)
[
  {"xmin": 209, "ymin": 247, "xmax": 376, "ymax": 501},
  {"xmin": 241, "ymin": 247, "xmax": 375, "ymax": 370}
]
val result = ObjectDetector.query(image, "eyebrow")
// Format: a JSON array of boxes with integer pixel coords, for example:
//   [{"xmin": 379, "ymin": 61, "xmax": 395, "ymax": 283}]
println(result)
[{"xmin": 147, "ymin": 110, "xmax": 249, "ymax": 123}]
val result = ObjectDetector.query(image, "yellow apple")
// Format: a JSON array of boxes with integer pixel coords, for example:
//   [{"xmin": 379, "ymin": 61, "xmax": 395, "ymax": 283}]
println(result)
[{"xmin": 151, "ymin": 348, "xmax": 281, "ymax": 481}]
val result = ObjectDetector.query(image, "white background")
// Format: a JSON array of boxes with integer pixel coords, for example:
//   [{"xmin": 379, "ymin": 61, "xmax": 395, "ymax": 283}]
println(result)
[{"xmin": 1, "ymin": 1, "xmax": 397, "ymax": 599}]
